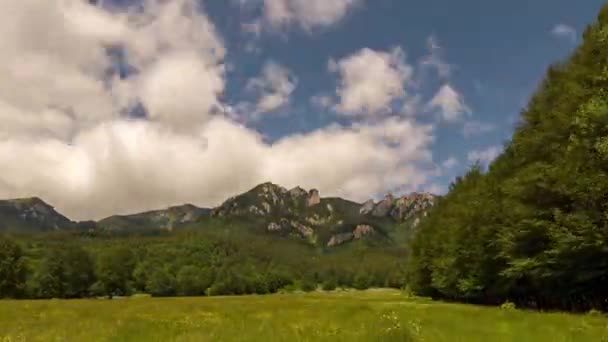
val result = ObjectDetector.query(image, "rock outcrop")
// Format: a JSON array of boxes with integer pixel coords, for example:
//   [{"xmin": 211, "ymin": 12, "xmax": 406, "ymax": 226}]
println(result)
[
  {"xmin": 307, "ymin": 189, "xmax": 321, "ymax": 207},
  {"xmin": 327, "ymin": 233, "xmax": 354, "ymax": 247},
  {"xmin": 361, "ymin": 192, "xmax": 436, "ymax": 222},
  {"xmin": 327, "ymin": 225, "xmax": 376, "ymax": 247},
  {"xmin": 359, "ymin": 199, "xmax": 375, "ymax": 215},
  {"xmin": 372, "ymin": 194, "xmax": 394, "ymax": 217},
  {"xmin": 353, "ymin": 224, "xmax": 374, "ymax": 239}
]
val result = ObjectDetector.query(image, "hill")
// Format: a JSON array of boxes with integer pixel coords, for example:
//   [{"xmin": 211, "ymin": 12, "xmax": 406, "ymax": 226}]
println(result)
[
  {"xmin": 0, "ymin": 198, "xmax": 73, "ymax": 232},
  {"xmin": 407, "ymin": 4, "xmax": 608, "ymax": 311}
]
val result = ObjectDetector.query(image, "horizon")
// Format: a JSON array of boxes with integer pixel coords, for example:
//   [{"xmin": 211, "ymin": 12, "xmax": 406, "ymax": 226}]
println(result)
[{"xmin": 0, "ymin": 181, "xmax": 438, "ymax": 221}]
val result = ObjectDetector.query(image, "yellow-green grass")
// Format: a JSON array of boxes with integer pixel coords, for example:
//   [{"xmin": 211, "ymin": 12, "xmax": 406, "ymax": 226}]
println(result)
[{"xmin": 1, "ymin": 290, "xmax": 607, "ymax": 341}]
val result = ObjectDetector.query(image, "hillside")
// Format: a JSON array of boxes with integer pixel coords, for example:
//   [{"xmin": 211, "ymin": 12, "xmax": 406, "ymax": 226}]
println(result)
[
  {"xmin": 407, "ymin": 4, "xmax": 608, "ymax": 311},
  {"xmin": 0, "ymin": 183, "xmax": 436, "ymax": 248},
  {"xmin": 97, "ymin": 204, "xmax": 211, "ymax": 233},
  {"xmin": 0, "ymin": 198, "xmax": 73, "ymax": 232}
]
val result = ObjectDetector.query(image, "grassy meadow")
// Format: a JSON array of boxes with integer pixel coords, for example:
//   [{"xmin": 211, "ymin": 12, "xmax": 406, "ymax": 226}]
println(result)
[{"xmin": 0, "ymin": 290, "xmax": 607, "ymax": 342}]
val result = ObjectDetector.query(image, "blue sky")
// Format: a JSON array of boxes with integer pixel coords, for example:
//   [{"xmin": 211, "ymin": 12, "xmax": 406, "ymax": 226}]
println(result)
[
  {"xmin": 214, "ymin": 0, "xmax": 604, "ymax": 192},
  {"xmin": 0, "ymin": 0, "xmax": 604, "ymax": 219}
]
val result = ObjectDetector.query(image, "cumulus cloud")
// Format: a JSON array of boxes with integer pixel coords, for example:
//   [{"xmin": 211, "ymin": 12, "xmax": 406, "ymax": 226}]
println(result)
[
  {"xmin": 310, "ymin": 94, "xmax": 334, "ymax": 109},
  {"xmin": 0, "ymin": 0, "xmax": 226, "ymax": 135},
  {"xmin": 467, "ymin": 145, "xmax": 502, "ymax": 167},
  {"xmin": 263, "ymin": 0, "xmax": 363, "ymax": 30},
  {"xmin": 428, "ymin": 84, "xmax": 471, "ymax": 122},
  {"xmin": 552, "ymin": 24, "xmax": 577, "ymax": 42},
  {"xmin": 462, "ymin": 120, "xmax": 496, "ymax": 138},
  {"xmin": 247, "ymin": 61, "xmax": 298, "ymax": 115},
  {"xmin": 442, "ymin": 157, "xmax": 459, "ymax": 169},
  {"xmin": 0, "ymin": 0, "xmax": 436, "ymax": 220},
  {"xmin": 330, "ymin": 47, "xmax": 414, "ymax": 116},
  {"xmin": 0, "ymin": 117, "xmax": 435, "ymax": 220}
]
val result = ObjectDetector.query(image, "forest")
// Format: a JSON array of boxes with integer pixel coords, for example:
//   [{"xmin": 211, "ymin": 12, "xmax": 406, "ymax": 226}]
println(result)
[
  {"xmin": 407, "ymin": 4, "xmax": 608, "ymax": 311},
  {"xmin": 0, "ymin": 227, "xmax": 408, "ymax": 299}
]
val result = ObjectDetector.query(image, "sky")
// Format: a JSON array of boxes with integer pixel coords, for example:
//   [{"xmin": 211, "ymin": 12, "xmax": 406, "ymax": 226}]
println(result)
[{"xmin": 0, "ymin": 0, "xmax": 604, "ymax": 220}]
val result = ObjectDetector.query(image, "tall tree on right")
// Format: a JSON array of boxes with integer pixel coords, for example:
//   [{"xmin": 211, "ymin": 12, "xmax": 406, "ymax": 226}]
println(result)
[{"xmin": 408, "ymin": 4, "xmax": 608, "ymax": 311}]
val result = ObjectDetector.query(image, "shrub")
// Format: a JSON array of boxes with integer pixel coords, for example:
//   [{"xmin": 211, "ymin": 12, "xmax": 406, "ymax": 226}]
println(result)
[{"xmin": 500, "ymin": 301, "xmax": 516, "ymax": 310}]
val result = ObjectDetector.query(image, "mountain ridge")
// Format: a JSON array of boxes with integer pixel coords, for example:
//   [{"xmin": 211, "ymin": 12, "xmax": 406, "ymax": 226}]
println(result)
[{"xmin": 0, "ymin": 182, "xmax": 438, "ymax": 247}]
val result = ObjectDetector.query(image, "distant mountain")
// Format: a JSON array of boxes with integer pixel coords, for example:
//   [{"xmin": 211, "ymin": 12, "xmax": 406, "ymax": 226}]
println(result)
[
  {"xmin": 97, "ymin": 204, "xmax": 211, "ymax": 232},
  {"xmin": 212, "ymin": 182, "xmax": 437, "ymax": 247},
  {"xmin": 0, "ymin": 183, "xmax": 437, "ymax": 247},
  {"xmin": 0, "ymin": 197, "xmax": 74, "ymax": 232}
]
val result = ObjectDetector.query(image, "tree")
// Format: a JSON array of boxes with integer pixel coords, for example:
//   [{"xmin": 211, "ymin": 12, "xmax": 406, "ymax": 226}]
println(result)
[
  {"xmin": 0, "ymin": 237, "xmax": 26, "ymax": 298},
  {"xmin": 176, "ymin": 265, "xmax": 211, "ymax": 296},
  {"xmin": 407, "ymin": 4, "xmax": 608, "ymax": 311},
  {"xmin": 146, "ymin": 266, "xmax": 175, "ymax": 297},
  {"xmin": 96, "ymin": 247, "xmax": 135, "ymax": 298}
]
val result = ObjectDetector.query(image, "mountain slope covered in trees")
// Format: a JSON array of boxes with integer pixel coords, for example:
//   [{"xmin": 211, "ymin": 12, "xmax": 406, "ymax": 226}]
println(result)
[{"xmin": 407, "ymin": 4, "xmax": 608, "ymax": 311}]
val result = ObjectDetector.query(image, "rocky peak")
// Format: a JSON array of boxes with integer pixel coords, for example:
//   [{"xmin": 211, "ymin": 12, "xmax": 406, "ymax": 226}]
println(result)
[
  {"xmin": 288, "ymin": 186, "xmax": 308, "ymax": 198},
  {"xmin": 372, "ymin": 193, "xmax": 395, "ymax": 217},
  {"xmin": 0, "ymin": 197, "xmax": 74, "ymax": 231},
  {"xmin": 362, "ymin": 192, "xmax": 437, "ymax": 222},
  {"xmin": 307, "ymin": 189, "xmax": 321, "ymax": 207},
  {"xmin": 359, "ymin": 199, "xmax": 375, "ymax": 215}
]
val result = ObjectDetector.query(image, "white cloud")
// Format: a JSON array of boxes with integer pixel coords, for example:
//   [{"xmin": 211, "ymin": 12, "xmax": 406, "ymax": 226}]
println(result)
[
  {"xmin": 0, "ymin": 0, "xmax": 437, "ymax": 220},
  {"xmin": 0, "ymin": 0, "xmax": 226, "ymax": 136},
  {"xmin": 462, "ymin": 120, "xmax": 496, "ymax": 138},
  {"xmin": 247, "ymin": 61, "xmax": 298, "ymax": 115},
  {"xmin": 442, "ymin": 156, "xmax": 459, "ymax": 169},
  {"xmin": 0, "ymin": 117, "xmax": 435, "ymax": 220},
  {"xmin": 428, "ymin": 84, "xmax": 471, "ymax": 122},
  {"xmin": 310, "ymin": 94, "xmax": 334, "ymax": 109},
  {"xmin": 552, "ymin": 24, "xmax": 577, "ymax": 42},
  {"xmin": 330, "ymin": 47, "xmax": 414, "ymax": 116},
  {"xmin": 263, "ymin": 0, "xmax": 362, "ymax": 30},
  {"xmin": 420, "ymin": 35, "xmax": 451, "ymax": 79},
  {"xmin": 400, "ymin": 94, "xmax": 422, "ymax": 117},
  {"xmin": 137, "ymin": 51, "xmax": 225, "ymax": 130},
  {"xmin": 467, "ymin": 145, "xmax": 501, "ymax": 167}
]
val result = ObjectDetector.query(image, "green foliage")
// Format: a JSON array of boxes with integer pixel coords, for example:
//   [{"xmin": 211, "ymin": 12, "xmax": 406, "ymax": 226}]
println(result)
[
  {"xmin": 96, "ymin": 247, "xmax": 135, "ymax": 298},
  {"xmin": 176, "ymin": 265, "xmax": 212, "ymax": 296},
  {"xmin": 407, "ymin": 4, "xmax": 608, "ymax": 311},
  {"xmin": 146, "ymin": 266, "xmax": 176, "ymax": 297},
  {"xmin": 0, "ymin": 237, "xmax": 26, "ymax": 298},
  {"xmin": 31, "ymin": 245, "xmax": 95, "ymax": 298},
  {"xmin": 322, "ymin": 278, "xmax": 337, "ymax": 291}
]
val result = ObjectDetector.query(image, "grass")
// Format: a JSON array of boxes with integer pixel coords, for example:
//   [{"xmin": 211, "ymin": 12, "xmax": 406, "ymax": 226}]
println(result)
[{"xmin": 1, "ymin": 289, "xmax": 607, "ymax": 341}]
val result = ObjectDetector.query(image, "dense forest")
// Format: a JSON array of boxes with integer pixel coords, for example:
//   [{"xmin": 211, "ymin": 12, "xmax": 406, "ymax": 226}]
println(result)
[
  {"xmin": 0, "ymin": 227, "xmax": 408, "ymax": 299},
  {"xmin": 407, "ymin": 4, "xmax": 608, "ymax": 311}
]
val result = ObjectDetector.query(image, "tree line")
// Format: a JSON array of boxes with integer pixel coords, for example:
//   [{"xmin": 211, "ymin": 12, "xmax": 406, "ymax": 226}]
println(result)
[
  {"xmin": 407, "ymin": 4, "xmax": 608, "ymax": 312},
  {"xmin": 0, "ymin": 230, "xmax": 408, "ymax": 299}
]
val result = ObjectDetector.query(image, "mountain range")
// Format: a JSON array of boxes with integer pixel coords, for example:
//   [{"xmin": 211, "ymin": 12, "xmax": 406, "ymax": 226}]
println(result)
[{"xmin": 0, "ymin": 182, "xmax": 437, "ymax": 248}]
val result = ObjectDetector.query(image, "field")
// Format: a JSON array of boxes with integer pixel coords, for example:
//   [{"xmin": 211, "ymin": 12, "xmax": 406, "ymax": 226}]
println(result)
[{"xmin": 1, "ymin": 290, "xmax": 607, "ymax": 342}]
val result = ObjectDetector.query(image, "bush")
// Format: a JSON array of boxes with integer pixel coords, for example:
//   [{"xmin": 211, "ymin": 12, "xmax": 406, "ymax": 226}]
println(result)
[
  {"xmin": 322, "ymin": 279, "xmax": 337, "ymax": 291},
  {"xmin": 300, "ymin": 278, "xmax": 317, "ymax": 292},
  {"xmin": 500, "ymin": 301, "xmax": 516, "ymax": 310}
]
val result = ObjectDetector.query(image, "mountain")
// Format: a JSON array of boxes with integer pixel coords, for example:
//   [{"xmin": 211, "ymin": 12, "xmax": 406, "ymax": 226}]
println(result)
[
  {"xmin": 0, "ymin": 183, "xmax": 437, "ymax": 247},
  {"xmin": 97, "ymin": 204, "xmax": 211, "ymax": 232},
  {"xmin": 211, "ymin": 182, "xmax": 437, "ymax": 247},
  {"xmin": 0, "ymin": 197, "xmax": 74, "ymax": 232}
]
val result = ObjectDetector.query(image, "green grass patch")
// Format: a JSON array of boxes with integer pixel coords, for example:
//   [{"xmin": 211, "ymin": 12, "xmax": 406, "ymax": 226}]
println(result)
[{"xmin": 0, "ymin": 289, "xmax": 607, "ymax": 341}]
